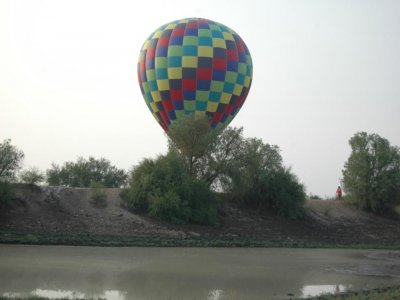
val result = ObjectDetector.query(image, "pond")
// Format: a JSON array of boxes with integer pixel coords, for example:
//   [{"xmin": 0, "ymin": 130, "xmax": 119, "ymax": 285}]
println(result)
[{"xmin": 0, "ymin": 245, "xmax": 399, "ymax": 299}]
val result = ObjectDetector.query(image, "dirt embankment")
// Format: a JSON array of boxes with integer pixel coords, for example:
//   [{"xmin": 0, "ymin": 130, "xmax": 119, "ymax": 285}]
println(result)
[{"xmin": 1, "ymin": 185, "xmax": 400, "ymax": 246}]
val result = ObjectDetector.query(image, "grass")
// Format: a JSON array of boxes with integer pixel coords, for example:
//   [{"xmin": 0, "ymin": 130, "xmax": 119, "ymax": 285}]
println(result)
[
  {"xmin": 1, "ymin": 231, "xmax": 400, "ymax": 249},
  {"xmin": 304, "ymin": 285, "xmax": 400, "ymax": 299}
]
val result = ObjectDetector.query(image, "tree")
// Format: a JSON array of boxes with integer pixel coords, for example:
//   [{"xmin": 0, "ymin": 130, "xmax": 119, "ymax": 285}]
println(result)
[
  {"xmin": 224, "ymin": 138, "xmax": 282, "ymax": 195},
  {"xmin": 19, "ymin": 167, "xmax": 45, "ymax": 185},
  {"xmin": 46, "ymin": 157, "xmax": 127, "ymax": 188},
  {"xmin": 0, "ymin": 139, "xmax": 24, "ymax": 183},
  {"xmin": 0, "ymin": 139, "xmax": 23, "ymax": 207},
  {"xmin": 342, "ymin": 132, "xmax": 400, "ymax": 214},
  {"xmin": 224, "ymin": 138, "xmax": 305, "ymax": 219},
  {"xmin": 167, "ymin": 116, "xmax": 221, "ymax": 176},
  {"xmin": 167, "ymin": 117, "xmax": 247, "ymax": 188},
  {"xmin": 197, "ymin": 126, "xmax": 245, "ymax": 188},
  {"xmin": 124, "ymin": 150, "xmax": 217, "ymax": 224},
  {"xmin": 167, "ymin": 117, "xmax": 305, "ymax": 219}
]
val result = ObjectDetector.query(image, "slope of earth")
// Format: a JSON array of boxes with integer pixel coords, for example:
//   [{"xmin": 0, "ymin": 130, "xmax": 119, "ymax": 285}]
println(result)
[{"xmin": 0, "ymin": 185, "xmax": 399, "ymax": 246}]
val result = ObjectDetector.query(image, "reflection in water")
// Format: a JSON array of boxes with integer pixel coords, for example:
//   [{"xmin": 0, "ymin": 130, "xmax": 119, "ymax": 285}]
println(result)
[
  {"xmin": 3, "ymin": 289, "xmax": 127, "ymax": 300},
  {"xmin": 208, "ymin": 289, "xmax": 223, "ymax": 300},
  {"xmin": 34, "ymin": 289, "xmax": 85, "ymax": 299},
  {"xmin": 103, "ymin": 290, "xmax": 127, "ymax": 300},
  {"xmin": 4, "ymin": 289, "xmax": 225, "ymax": 300},
  {"xmin": 6, "ymin": 287, "xmax": 350, "ymax": 300},
  {"xmin": 301, "ymin": 284, "xmax": 347, "ymax": 298}
]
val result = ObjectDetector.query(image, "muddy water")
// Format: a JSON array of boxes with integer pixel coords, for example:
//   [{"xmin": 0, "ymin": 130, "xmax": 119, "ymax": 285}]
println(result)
[{"xmin": 0, "ymin": 245, "xmax": 399, "ymax": 299}]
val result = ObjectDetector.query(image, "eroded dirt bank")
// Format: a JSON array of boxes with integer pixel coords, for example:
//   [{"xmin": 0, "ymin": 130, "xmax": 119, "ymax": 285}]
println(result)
[{"xmin": 1, "ymin": 185, "xmax": 399, "ymax": 246}]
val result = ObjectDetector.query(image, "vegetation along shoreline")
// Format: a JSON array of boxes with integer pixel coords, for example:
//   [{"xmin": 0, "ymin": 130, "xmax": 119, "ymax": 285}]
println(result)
[{"xmin": 2, "ymin": 232, "xmax": 400, "ymax": 249}]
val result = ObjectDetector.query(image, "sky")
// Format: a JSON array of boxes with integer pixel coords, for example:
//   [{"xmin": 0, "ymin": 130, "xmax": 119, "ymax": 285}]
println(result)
[{"xmin": 1, "ymin": 0, "xmax": 399, "ymax": 197}]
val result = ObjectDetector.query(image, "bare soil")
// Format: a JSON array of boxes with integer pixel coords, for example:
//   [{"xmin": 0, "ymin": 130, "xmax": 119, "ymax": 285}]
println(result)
[{"xmin": 1, "ymin": 185, "xmax": 400, "ymax": 246}]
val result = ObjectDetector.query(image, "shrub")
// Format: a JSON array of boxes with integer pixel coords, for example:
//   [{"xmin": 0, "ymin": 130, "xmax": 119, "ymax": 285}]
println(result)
[
  {"xmin": 124, "ymin": 150, "xmax": 217, "ymax": 224},
  {"xmin": 19, "ymin": 167, "xmax": 45, "ymax": 185},
  {"xmin": 47, "ymin": 157, "xmax": 127, "ymax": 188},
  {"xmin": 227, "ymin": 139, "xmax": 306, "ymax": 219},
  {"xmin": 267, "ymin": 168, "xmax": 306, "ymax": 219},
  {"xmin": 181, "ymin": 178, "xmax": 217, "ymax": 224},
  {"xmin": 124, "ymin": 152, "xmax": 186, "ymax": 212},
  {"xmin": 148, "ymin": 190, "xmax": 189, "ymax": 224}
]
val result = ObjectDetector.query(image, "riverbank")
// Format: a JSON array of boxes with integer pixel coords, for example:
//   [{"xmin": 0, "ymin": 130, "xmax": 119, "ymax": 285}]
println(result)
[
  {"xmin": 2, "ymin": 232, "xmax": 400, "ymax": 249},
  {"xmin": 1, "ymin": 185, "xmax": 400, "ymax": 248}
]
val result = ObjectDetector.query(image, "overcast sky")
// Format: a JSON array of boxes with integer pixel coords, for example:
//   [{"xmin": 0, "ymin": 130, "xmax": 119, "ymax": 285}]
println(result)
[{"xmin": 1, "ymin": 0, "xmax": 399, "ymax": 197}]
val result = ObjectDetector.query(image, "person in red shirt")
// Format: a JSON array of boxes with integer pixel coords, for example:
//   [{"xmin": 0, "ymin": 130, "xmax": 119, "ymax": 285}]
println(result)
[{"xmin": 336, "ymin": 186, "xmax": 343, "ymax": 200}]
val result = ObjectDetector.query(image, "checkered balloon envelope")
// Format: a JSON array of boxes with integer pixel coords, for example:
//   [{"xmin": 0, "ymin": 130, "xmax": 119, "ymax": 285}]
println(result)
[{"xmin": 138, "ymin": 18, "xmax": 253, "ymax": 132}]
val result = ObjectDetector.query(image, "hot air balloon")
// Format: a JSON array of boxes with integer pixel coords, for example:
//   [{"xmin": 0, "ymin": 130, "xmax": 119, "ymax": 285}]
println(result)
[{"xmin": 137, "ymin": 18, "xmax": 253, "ymax": 132}]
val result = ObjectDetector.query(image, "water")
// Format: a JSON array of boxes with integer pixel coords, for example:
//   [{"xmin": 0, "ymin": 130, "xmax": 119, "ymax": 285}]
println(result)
[{"xmin": 0, "ymin": 245, "xmax": 399, "ymax": 299}]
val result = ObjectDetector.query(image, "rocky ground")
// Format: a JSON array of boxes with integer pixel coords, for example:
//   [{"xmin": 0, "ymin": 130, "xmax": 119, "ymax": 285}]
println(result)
[{"xmin": 1, "ymin": 185, "xmax": 400, "ymax": 246}]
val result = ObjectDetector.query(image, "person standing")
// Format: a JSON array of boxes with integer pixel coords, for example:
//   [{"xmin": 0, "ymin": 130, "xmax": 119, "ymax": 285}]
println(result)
[{"xmin": 336, "ymin": 186, "xmax": 342, "ymax": 200}]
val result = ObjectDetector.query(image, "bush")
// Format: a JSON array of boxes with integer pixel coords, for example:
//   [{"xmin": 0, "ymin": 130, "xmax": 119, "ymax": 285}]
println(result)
[
  {"xmin": 19, "ymin": 167, "xmax": 45, "ymax": 185},
  {"xmin": 180, "ymin": 177, "xmax": 217, "ymax": 224},
  {"xmin": 124, "ymin": 150, "xmax": 217, "ymax": 224},
  {"xmin": 124, "ymin": 152, "xmax": 186, "ymax": 212},
  {"xmin": 230, "ymin": 168, "xmax": 305, "ymax": 219},
  {"xmin": 90, "ymin": 181, "xmax": 107, "ymax": 207},
  {"xmin": 267, "ymin": 169, "xmax": 306, "ymax": 219},
  {"xmin": 148, "ymin": 190, "xmax": 189, "ymax": 224},
  {"xmin": 128, "ymin": 118, "xmax": 305, "ymax": 222},
  {"xmin": 342, "ymin": 132, "xmax": 400, "ymax": 215},
  {"xmin": 47, "ymin": 157, "xmax": 127, "ymax": 188},
  {"xmin": 227, "ymin": 138, "xmax": 306, "ymax": 219}
]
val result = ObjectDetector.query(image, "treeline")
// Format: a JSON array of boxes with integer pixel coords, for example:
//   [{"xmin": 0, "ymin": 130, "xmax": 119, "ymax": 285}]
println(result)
[
  {"xmin": 123, "ymin": 119, "xmax": 306, "ymax": 223},
  {"xmin": 0, "ymin": 147, "xmax": 127, "ymax": 188},
  {"xmin": 0, "ymin": 140, "xmax": 128, "ymax": 208},
  {"xmin": 1, "ymin": 121, "xmax": 400, "ymax": 223}
]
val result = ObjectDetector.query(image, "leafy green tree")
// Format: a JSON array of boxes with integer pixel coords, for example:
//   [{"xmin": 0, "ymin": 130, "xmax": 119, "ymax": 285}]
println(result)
[
  {"xmin": 225, "ymin": 138, "xmax": 305, "ymax": 219},
  {"xmin": 168, "ymin": 118, "xmax": 306, "ymax": 219},
  {"xmin": 46, "ymin": 157, "xmax": 127, "ymax": 188},
  {"xmin": 125, "ymin": 117, "xmax": 306, "ymax": 222},
  {"xmin": 19, "ymin": 167, "xmax": 45, "ymax": 185},
  {"xmin": 0, "ymin": 139, "xmax": 24, "ymax": 183},
  {"xmin": 167, "ymin": 116, "xmax": 221, "ymax": 176},
  {"xmin": 197, "ymin": 126, "xmax": 245, "ymax": 188},
  {"xmin": 0, "ymin": 139, "xmax": 23, "ymax": 207},
  {"xmin": 342, "ymin": 132, "xmax": 400, "ymax": 214},
  {"xmin": 168, "ymin": 117, "xmax": 245, "ymax": 188},
  {"xmin": 224, "ymin": 138, "xmax": 282, "ymax": 196}
]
